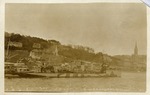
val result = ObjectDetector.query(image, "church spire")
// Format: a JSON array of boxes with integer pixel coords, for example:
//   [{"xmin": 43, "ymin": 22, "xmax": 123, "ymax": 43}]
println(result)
[{"xmin": 134, "ymin": 42, "xmax": 138, "ymax": 56}]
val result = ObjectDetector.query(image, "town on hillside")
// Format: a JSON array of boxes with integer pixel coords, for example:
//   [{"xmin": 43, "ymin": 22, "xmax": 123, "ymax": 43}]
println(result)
[{"xmin": 4, "ymin": 32, "xmax": 146, "ymax": 78}]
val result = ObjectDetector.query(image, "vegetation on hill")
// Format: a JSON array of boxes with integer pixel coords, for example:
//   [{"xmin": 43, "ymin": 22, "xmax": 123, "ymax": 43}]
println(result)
[
  {"xmin": 58, "ymin": 46, "xmax": 102, "ymax": 63},
  {"xmin": 5, "ymin": 32, "xmax": 146, "ymax": 72},
  {"xmin": 5, "ymin": 32, "xmax": 122, "ymax": 66},
  {"xmin": 5, "ymin": 32, "xmax": 60, "ymax": 51}
]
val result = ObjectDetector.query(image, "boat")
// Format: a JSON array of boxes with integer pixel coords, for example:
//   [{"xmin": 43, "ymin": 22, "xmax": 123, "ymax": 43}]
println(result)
[
  {"xmin": 5, "ymin": 57, "xmax": 121, "ymax": 78},
  {"xmin": 11, "ymin": 60, "xmax": 121, "ymax": 78},
  {"xmin": 14, "ymin": 70, "xmax": 120, "ymax": 78}
]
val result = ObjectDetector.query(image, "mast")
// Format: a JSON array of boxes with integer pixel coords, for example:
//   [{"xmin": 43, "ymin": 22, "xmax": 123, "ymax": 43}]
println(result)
[{"xmin": 6, "ymin": 35, "xmax": 11, "ymax": 60}]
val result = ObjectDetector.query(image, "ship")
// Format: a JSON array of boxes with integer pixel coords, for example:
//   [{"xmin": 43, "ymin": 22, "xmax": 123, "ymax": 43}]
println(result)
[{"xmin": 15, "ymin": 71, "xmax": 120, "ymax": 78}]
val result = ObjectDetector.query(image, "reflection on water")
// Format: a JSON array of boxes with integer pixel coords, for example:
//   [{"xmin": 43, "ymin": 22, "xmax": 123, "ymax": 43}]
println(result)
[{"xmin": 5, "ymin": 72, "xmax": 146, "ymax": 92}]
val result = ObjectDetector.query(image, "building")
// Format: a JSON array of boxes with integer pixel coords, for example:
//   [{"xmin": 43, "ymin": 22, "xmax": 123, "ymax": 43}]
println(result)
[
  {"xmin": 8, "ymin": 41, "xmax": 22, "ymax": 48},
  {"xmin": 5, "ymin": 62, "xmax": 16, "ymax": 73},
  {"xmin": 29, "ymin": 49, "xmax": 43, "ymax": 59},
  {"xmin": 33, "ymin": 43, "xmax": 41, "ymax": 49},
  {"xmin": 133, "ymin": 42, "xmax": 138, "ymax": 56},
  {"xmin": 13, "ymin": 63, "xmax": 29, "ymax": 72},
  {"xmin": 113, "ymin": 42, "xmax": 146, "ymax": 71},
  {"xmin": 52, "ymin": 45, "xmax": 58, "ymax": 56},
  {"xmin": 132, "ymin": 42, "xmax": 146, "ymax": 64},
  {"xmin": 29, "ymin": 45, "xmax": 59, "ymax": 60}
]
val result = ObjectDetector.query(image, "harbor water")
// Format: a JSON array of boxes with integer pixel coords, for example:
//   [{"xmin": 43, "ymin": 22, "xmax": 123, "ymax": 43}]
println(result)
[{"xmin": 5, "ymin": 72, "xmax": 146, "ymax": 92}]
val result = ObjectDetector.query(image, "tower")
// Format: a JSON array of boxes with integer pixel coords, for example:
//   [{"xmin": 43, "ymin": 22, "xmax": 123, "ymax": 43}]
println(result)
[
  {"xmin": 134, "ymin": 42, "xmax": 138, "ymax": 56},
  {"xmin": 53, "ymin": 45, "xmax": 58, "ymax": 56}
]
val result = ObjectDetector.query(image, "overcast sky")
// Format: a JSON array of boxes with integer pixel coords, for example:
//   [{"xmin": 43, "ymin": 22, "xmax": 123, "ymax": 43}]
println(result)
[{"xmin": 5, "ymin": 3, "xmax": 147, "ymax": 55}]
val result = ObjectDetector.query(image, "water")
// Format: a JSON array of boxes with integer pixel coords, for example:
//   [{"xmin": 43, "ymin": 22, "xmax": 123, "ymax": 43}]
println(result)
[{"xmin": 5, "ymin": 72, "xmax": 146, "ymax": 92}]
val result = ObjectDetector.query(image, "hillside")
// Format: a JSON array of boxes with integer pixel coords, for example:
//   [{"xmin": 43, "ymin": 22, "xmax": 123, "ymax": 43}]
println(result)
[
  {"xmin": 5, "ymin": 32, "xmax": 60, "ymax": 51},
  {"xmin": 5, "ymin": 32, "xmax": 122, "ymax": 67}
]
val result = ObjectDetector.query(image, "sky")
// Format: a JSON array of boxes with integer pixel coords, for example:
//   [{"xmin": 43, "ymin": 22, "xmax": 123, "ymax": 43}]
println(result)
[{"xmin": 5, "ymin": 3, "xmax": 147, "ymax": 55}]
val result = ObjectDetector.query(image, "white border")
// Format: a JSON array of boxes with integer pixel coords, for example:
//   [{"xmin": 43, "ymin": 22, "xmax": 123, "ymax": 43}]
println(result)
[
  {"xmin": 0, "ymin": 0, "xmax": 149, "ymax": 95},
  {"xmin": 5, "ymin": 0, "xmax": 142, "ymax": 3},
  {"xmin": 146, "ymin": 4, "xmax": 150, "ymax": 95},
  {"xmin": 0, "ymin": 0, "xmax": 4, "ymax": 95}
]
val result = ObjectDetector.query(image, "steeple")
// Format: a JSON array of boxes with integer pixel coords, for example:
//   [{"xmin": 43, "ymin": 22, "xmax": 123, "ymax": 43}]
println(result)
[
  {"xmin": 54, "ymin": 45, "xmax": 58, "ymax": 56},
  {"xmin": 134, "ymin": 42, "xmax": 138, "ymax": 56}
]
